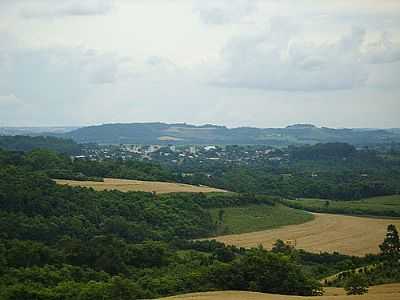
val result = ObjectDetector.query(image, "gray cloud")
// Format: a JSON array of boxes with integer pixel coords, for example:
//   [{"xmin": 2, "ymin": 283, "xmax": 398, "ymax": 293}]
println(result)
[
  {"xmin": 193, "ymin": 0, "xmax": 257, "ymax": 25},
  {"xmin": 363, "ymin": 32, "xmax": 400, "ymax": 64},
  {"xmin": 211, "ymin": 23, "xmax": 369, "ymax": 91},
  {"xmin": 19, "ymin": 0, "xmax": 114, "ymax": 18}
]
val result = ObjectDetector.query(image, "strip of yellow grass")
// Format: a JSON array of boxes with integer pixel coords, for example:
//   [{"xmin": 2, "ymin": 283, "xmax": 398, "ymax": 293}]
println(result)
[
  {"xmin": 54, "ymin": 178, "xmax": 226, "ymax": 194},
  {"xmin": 161, "ymin": 283, "xmax": 400, "ymax": 300},
  {"xmin": 211, "ymin": 213, "xmax": 400, "ymax": 256}
]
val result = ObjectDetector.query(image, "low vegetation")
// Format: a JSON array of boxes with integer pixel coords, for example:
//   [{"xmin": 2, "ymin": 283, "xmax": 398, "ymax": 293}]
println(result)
[
  {"xmin": 283, "ymin": 195, "xmax": 400, "ymax": 217},
  {"xmin": 210, "ymin": 204, "xmax": 314, "ymax": 235}
]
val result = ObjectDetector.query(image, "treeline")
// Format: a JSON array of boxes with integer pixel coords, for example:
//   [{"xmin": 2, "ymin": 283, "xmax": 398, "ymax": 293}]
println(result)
[
  {"xmin": 283, "ymin": 199, "xmax": 400, "ymax": 218},
  {"xmin": 0, "ymin": 148, "xmax": 177, "ymax": 182},
  {"xmin": 182, "ymin": 167, "xmax": 398, "ymax": 201},
  {"xmin": 0, "ymin": 135, "xmax": 81, "ymax": 155},
  {"xmin": 177, "ymin": 144, "xmax": 400, "ymax": 200}
]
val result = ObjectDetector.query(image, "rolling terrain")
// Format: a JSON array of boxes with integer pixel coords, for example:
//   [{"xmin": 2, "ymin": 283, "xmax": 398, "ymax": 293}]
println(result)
[
  {"xmin": 211, "ymin": 213, "xmax": 400, "ymax": 256},
  {"xmin": 54, "ymin": 122, "xmax": 400, "ymax": 145},
  {"xmin": 161, "ymin": 283, "xmax": 400, "ymax": 300},
  {"xmin": 55, "ymin": 178, "xmax": 226, "ymax": 194}
]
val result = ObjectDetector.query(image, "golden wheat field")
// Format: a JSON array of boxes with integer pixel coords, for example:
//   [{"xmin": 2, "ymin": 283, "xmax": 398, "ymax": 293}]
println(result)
[
  {"xmin": 211, "ymin": 213, "xmax": 400, "ymax": 256},
  {"xmin": 161, "ymin": 283, "xmax": 400, "ymax": 300},
  {"xmin": 54, "ymin": 178, "xmax": 226, "ymax": 194}
]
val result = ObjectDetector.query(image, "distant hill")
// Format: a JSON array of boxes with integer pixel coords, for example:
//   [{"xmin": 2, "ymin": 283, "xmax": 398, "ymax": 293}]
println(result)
[
  {"xmin": 0, "ymin": 126, "xmax": 78, "ymax": 136},
  {"xmin": 57, "ymin": 122, "xmax": 400, "ymax": 146}
]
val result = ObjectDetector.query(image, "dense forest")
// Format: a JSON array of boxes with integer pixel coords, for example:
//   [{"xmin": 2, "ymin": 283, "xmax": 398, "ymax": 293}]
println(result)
[{"xmin": 0, "ymin": 149, "xmax": 322, "ymax": 299}]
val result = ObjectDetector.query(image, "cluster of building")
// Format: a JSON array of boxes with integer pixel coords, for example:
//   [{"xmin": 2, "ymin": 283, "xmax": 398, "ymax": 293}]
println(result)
[{"xmin": 76, "ymin": 144, "xmax": 287, "ymax": 165}]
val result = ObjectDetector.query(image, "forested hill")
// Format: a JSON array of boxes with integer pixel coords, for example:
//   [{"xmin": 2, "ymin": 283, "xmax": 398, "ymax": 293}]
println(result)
[
  {"xmin": 60, "ymin": 122, "xmax": 400, "ymax": 145},
  {"xmin": 0, "ymin": 135, "xmax": 81, "ymax": 155}
]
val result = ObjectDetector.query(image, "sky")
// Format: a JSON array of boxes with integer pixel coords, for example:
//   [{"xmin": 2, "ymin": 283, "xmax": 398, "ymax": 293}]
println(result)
[{"xmin": 0, "ymin": 0, "xmax": 400, "ymax": 128}]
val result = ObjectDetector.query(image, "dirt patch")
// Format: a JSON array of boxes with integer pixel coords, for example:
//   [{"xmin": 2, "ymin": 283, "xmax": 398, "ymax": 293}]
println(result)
[{"xmin": 55, "ymin": 178, "xmax": 226, "ymax": 194}]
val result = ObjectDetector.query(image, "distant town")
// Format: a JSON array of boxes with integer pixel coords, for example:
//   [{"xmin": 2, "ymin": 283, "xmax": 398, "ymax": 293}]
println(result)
[{"xmin": 78, "ymin": 143, "xmax": 287, "ymax": 166}]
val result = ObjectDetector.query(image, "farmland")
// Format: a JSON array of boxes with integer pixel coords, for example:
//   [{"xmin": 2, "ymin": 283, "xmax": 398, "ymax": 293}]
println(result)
[
  {"xmin": 284, "ymin": 195, "xmax": 400, "ymax": 217},
  {"xmin": 210, "ymin": 204, "xmax": 314, "ymax": 235},
  {"xmin": 162, "ymin": 283, "xmax": 400, "ymax": 300},
  {"xmin": 211, "ymin": 213, "xmax": 400, "ymax": 256},
  {"xmin": 54, "ymin": 178, "xmax": 227, "ymax": 194}
]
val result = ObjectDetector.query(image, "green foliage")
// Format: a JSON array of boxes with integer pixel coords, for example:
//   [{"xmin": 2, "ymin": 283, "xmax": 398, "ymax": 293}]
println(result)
[
  {"xmin": 344, "ymin": 273, "xmax": 369, "ymax": 295},
  {"xmin": 0, "ymin": 149, "xmax": 326, "ymax": 298},
  {"xmin": 284, "ymin": 196, "xmax": 400, "ymax": 218},
  {"xmin": 379, "ymin": 224, "xmax": 400, "ymax": 262},
  {"xmin": 0, "ymin": 135, "xmax": 81, "ymax": 155},
  {"xmin": 207, "ymin": 248, "xmax": 321, "ymax": 295}
]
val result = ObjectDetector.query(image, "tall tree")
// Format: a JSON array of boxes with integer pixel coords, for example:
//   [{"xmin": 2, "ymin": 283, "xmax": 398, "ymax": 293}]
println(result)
[{"xmin": 379, "ymin": 224, "xmax": 400, "ymax": 263}]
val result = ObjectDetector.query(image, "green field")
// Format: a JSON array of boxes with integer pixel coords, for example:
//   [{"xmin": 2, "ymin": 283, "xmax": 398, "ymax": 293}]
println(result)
[
  {"xmin": 284, "ymin": 195, "xmax": 400, "ymax": 217},
  {"xmin": 210, "ymin": 204, "xmax": 314, "ymax": 235}
]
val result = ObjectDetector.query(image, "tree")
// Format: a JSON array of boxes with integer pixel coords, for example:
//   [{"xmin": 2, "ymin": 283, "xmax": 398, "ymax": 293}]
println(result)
[
  {"xmin": 271, "ymin": 239, "xmax": 293, "ymax": 254},
  {"xmin": 218, "ymin": 209, "xmax": 225, "ymax": 223},
  {"xmin": 344, "ymin": 273, "xmax": 368, "ymax": 295},
  {"xmin": 379, "ymin": 224, "xmax": 400, "ymax": 263}
]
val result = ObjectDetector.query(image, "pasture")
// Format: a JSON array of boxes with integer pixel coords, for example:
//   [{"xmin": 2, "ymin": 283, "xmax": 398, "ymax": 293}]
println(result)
[
  {"xmin": 55, "ymin": 178, "xmax": 226, "ymax": 194},
  {"xmin": 210, "ymin": 204, "xmax": 314, "ymax": 235},
  {"xmin": 161, "ymin": 283, "xmax": 400, "ymax": 300},
  {"xmin": 211, "ymin": 213, "xmax": 400, "ymax": 256}
]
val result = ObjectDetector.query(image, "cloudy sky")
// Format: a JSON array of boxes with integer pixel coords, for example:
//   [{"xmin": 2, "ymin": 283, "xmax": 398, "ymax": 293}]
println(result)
[{"xmin": 1, "ymin": 0, "xmax": 400, "ymax": 128}]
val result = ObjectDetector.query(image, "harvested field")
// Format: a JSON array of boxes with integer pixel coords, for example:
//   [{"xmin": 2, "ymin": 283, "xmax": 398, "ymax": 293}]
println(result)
[
  {"xmin": 211, "ymin": 213, "xmax": 400, "ymax": 256},
  {"xmin": 161, "ymin": 283, "xmax": 400, "ymax": 300},
  {"xmin": 54, "ymin": 178, "xmax": 226, "ymax": 194}
]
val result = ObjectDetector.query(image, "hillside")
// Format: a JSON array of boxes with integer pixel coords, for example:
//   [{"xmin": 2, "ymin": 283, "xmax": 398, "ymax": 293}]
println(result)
[
  {"xmin": 211, "ymin": 213, "xmax": 400, "ymax": 256},
  {"xmin": 57, "ymin": 122, "xmax": 400, "ymax": 145},
  {"xmin": 161, "ymin": 283, "xmax": 400, "ymax": 300}
]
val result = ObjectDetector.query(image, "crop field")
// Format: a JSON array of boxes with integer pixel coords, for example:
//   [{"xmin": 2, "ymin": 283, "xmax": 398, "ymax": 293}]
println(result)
[
  {"xmin": 210, "ymin": 204, "xmax": 314, "ymax": 235},
  {"xmin": 211, "ymin": 213, "xmax": 400, "ymax": 256},
  {"xmin": 284, "ymin": 195, "xmax": 400, "ymax": 217},
  {"xmin": 55, "ymin": 178, "xmax": 226, "ymax": 194},
  {"xmin": 162, "ymin": 283, "xmax": 400, "ymax": 300}
]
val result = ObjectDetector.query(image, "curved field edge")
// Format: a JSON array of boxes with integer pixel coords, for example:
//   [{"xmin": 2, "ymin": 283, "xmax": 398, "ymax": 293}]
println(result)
[
  {"xmin": 283, "ymin": 195, "xmax": 400, "ymax": 218},
  {"xmin": 209, "ymin": 213, "xmax": 400, "ymax": 256},
  {"xmin": 210, "ymin": 204, "xmax": 314, "ymax": 235},
  {"xmin": 54, "ymin": 178, "xmax": 227, "ymax": 194},
  {"xmin": 160, "ymin": 283, "xmax": 400, "ymax": 300}
]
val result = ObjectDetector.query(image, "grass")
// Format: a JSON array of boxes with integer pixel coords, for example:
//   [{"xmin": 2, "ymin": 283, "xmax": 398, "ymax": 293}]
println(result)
[
  {"xmin": 283, "ymin": 195, "xmax": 400, "ymax": 218},
  {"xmin": 210, "ymin": 204, "xmax": 314, "ymax": 235}
]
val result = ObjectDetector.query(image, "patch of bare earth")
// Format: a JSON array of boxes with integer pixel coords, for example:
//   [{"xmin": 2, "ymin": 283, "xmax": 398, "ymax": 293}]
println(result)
[
  {"xmin": 54, "ymin": 178, "xmax": 226, "ymax": 194},
  {"xmin": 210, "ymin": 213, "xmax": 400, "ymax": 256}
]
